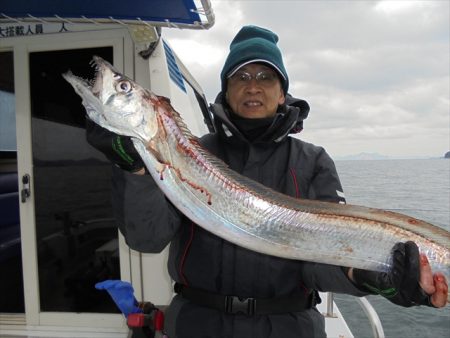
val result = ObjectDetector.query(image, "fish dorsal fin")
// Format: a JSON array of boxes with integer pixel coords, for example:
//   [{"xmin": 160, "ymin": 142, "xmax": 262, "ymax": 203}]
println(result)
[{"xmin": 157, "ymin": 95, "xmax": 196, "ymax": 140}]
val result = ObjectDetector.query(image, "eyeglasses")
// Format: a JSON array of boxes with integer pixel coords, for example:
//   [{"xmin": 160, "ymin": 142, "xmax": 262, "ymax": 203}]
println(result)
[{"xmin": 228, "ymin": 70, "xmax": 279, "ymax": 86}]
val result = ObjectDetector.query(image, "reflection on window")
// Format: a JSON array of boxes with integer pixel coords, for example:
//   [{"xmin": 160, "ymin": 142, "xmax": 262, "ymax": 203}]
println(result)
[
  {"xmin": 0, "ymin": 90, "xmax": 16, "ymax": 151},
  {"xmin": 0, "ymin": 51, "xmax": 16, "ymax": 152},
  {"xmin": 0, "ymin": 51, "xmax": 24, "ymax": 313},
  {"xmin": 181, "ymin": 77, "xmax": 214, "ymax": 136},
  {"xmin": 29, "ymin": 48, "xmax": 121, "ymax": 313}
]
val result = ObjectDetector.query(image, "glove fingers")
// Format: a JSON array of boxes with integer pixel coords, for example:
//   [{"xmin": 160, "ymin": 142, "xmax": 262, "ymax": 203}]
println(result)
[
  {"xmin": 85, "ymin": 117, "xmax": 145, "ymax": 172},
  {"xmin": 401, "ymin": 241, "xmax": 421, "ymax": 297},
  {"xmin": 389, "ymin": 242, "xmax": 407, "ymax": 288},
  {"xmin": 405, "ymin": 242, "xmax": 438, "ymax": 306}
]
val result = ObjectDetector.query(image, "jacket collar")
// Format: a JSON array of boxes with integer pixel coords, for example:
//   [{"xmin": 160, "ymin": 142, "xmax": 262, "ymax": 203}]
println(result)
[{"xmin": 210, "ymin": 93, "xmax": 310, "ymax": 144}]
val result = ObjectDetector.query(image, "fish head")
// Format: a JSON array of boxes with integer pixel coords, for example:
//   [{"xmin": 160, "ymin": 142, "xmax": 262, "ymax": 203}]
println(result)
[{"xmin": 63, "ymin": 56, "xmax": 158, "ymax": 142}]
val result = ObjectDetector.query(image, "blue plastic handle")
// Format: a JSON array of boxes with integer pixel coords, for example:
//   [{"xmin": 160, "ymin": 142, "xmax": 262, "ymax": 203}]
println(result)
[{"xmin": 95, "ymin": 280, "xmax": 143, "ymax": 317}]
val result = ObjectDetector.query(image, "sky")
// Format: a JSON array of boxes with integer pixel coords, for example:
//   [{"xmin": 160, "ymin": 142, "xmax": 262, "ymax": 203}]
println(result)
[{"xmin": 162, "ymin": 0, "xmax": 449, "ymax": 159}]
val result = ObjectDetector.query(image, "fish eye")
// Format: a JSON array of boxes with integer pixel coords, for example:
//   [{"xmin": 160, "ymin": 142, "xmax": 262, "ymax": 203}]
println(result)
[{"xmin": 116, "ymin": 80, "xmax": 132, "ymax": 93}]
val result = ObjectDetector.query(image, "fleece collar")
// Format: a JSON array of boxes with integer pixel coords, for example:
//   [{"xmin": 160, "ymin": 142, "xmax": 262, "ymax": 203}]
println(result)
[{"xmin": 210, "ymin": 93, "xmax": 310, "ymax": 144}]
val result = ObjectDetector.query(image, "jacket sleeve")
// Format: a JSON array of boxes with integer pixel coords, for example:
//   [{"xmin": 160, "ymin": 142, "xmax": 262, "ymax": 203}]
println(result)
[
  {"xmin": 111, "ymin": 165, "xmax": 183, "ymax": 253},
  {"xmin": 300, "ymin": 262, "xmax": 368, "ymax": 296},
  {"xmin": 307, "ymin": 148, "xmax": 346, "ymax": 203}
]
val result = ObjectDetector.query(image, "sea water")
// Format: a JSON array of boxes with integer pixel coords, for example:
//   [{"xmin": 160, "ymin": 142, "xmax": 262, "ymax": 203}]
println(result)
[{"xmin": 334, "ymin": 158, "xmax": 450, "ymax": 338}]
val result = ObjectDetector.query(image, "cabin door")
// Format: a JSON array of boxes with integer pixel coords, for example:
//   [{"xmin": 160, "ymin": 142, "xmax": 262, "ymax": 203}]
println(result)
[{"xmin": 0, "ymin": 29, "xmax": 134, "ymax": 331}]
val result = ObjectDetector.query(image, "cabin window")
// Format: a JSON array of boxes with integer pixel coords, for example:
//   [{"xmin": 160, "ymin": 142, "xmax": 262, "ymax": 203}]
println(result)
[
  {"xmin": 0, "ymin": 51, "xmax": 16, "ymax": 152},
  {"xmin": 182, "ymin": 77, "xmax": 215, "ymax": 134},
  {"xmin": 0, "ymin": 51, "xmax": 24, "ymax": 313},
  {"xmin": 28, "ymin": 47, "xmax": 122, "ymax": 313}
]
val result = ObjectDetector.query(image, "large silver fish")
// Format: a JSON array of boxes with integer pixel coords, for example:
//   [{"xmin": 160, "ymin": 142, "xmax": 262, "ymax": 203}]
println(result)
[{"xmin": 63, "ymin": 56, "xmax": 450, "ymax": 300}]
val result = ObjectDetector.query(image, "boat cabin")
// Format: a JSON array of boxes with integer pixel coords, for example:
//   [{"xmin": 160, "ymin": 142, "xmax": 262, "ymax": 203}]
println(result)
[{"xmin": 0, "ymin": 1, "xmax": 214, "ymax": 336}]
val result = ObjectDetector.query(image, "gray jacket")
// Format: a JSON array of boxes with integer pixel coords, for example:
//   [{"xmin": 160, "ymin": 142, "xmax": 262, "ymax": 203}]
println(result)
[{"xmin": 111, "ymin": 97, "xmax": 366, "ymax": 337}]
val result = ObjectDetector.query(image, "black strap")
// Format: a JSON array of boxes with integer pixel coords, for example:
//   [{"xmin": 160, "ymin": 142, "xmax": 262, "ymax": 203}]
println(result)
[{"xmin": 174, "ymin": 283, "xmax": 319, "ymax": 316}]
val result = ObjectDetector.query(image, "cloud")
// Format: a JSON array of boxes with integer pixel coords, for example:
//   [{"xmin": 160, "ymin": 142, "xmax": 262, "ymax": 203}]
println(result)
[
  {"xmin": 162, "ymin": 0, "xmax": 449, "ymax": 157},
  {"xmin": 374, "ymin": 0, "xmax": 438, "ymax": 14}
]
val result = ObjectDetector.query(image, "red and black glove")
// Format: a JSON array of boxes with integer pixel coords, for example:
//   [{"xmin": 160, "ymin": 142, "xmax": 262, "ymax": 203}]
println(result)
[
  {"xmin": 351, "ymin": 241, "xmax": 434, "ymax": 307},
  {"xmin": 86, "ymin": 118, "xmax": 145, "ymax": 173}
]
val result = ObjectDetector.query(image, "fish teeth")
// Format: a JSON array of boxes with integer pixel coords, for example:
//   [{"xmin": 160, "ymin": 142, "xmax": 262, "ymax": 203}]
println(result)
[{"xmin": 89, "ymin": 59, "xmax": 101, "ymax": 74}]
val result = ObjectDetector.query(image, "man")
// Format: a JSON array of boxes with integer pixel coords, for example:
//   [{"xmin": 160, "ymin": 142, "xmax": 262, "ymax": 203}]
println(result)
[{"xmin": 87, "ymin": 25, "xmax": 447, "ymax": 337}]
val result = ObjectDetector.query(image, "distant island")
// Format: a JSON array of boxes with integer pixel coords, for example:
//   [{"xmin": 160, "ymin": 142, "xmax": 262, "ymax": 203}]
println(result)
[
  {"xmin": 335, "ymin": 152, "xmax": 392, "ymax": 161},
  {"xmin": 334, "ymin": 152, "xmax": 446, "ymax": 161}
]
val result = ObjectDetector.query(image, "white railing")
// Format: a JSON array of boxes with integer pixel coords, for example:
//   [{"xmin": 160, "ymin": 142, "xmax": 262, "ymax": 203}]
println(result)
[{"xmin": 326, "ymin": 292, "xmax": 385, "ymax": 338}]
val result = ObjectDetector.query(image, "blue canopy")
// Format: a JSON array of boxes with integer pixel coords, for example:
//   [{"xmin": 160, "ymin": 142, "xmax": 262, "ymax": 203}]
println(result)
[{"xmin": 0, "ymin": 0, "xmax": 214, "ymax": 29}]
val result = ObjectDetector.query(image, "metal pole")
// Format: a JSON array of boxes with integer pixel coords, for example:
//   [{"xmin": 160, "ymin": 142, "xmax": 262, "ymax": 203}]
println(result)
[
  {"xmin": 325, "ymin": 292, "xmax": 336, "ymax": 317},
  {"xmin": 356, "ymin": 297, "xmax": 385, "ymax": 338}
]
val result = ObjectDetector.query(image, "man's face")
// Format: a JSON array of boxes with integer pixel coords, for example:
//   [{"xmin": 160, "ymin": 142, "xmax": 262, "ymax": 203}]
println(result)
[{"xmin": 226, "ymin": 63, "xmax": 285, "ymax": 118}]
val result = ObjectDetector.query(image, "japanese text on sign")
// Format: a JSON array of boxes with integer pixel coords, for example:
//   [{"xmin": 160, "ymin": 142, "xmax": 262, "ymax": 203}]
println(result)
[{"xmin": 0, "ymin": 23, "xmax": 70, "ymax": 38}]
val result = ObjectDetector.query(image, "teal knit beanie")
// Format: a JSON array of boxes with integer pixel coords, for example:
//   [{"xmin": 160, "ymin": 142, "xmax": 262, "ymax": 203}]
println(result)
[{"xmin": 221, "ymin": 25, "xmax": 289, "ymax": 94}]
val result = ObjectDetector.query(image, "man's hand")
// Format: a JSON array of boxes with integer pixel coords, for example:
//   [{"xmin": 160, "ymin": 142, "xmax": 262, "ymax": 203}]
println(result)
[
  {"xmin": 417, "ymin": 254, "xmax": 448, "ymax": 307},
  {"xmin": 348, "ymin": 241, "xmax": 448, "ymax": 308},
  {"xmin": 86, "ymin": 118, "xmax": 146, "ymax": 174}
]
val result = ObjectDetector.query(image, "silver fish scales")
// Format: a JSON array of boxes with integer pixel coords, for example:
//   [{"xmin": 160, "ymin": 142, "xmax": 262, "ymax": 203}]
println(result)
[{"xmin": 63, "ymin": 56, "xmax": 450, "ymax": 303}]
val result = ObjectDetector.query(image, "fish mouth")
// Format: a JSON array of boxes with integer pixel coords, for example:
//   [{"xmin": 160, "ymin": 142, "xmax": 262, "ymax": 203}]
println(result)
[
  {"xmin": 90, "ymin": 57, "xmax": 103, "ymax": 98},
  {"xmin": 62, "ymin": 56, "xmax": 116, "ymax": 123},
  {"xmin": 70, "ymin": 56, "xmax": 116, "ymax": 98},
  {"xmin": 90, "ymin": 55, "xmax": 115, "ymax": 98},
  {"xmin": 62, "ymin": 57, "xmax": 103, "ymax": 98}
]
